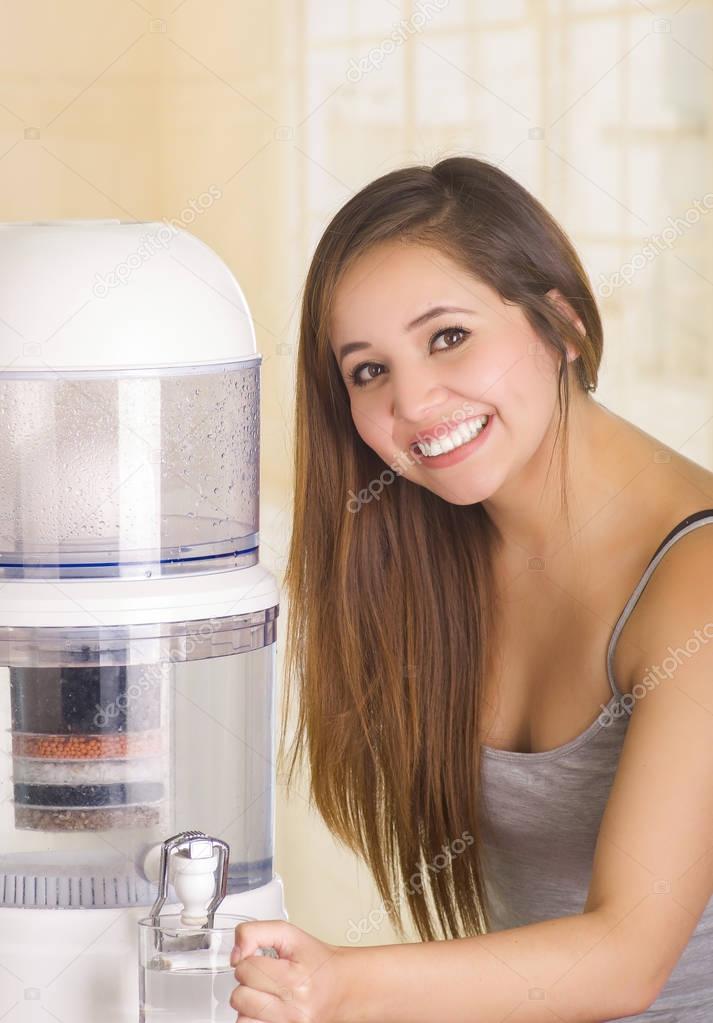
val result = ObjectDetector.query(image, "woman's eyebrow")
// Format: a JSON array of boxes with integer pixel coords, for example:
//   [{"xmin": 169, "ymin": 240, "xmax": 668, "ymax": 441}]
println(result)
[
  {"xmin": 337, "ymin": 305, "xmax": 477, "ymax": 365},
  {"xmin": 406, "ymin": 304, "xmax": 477, "ymax": 330}
]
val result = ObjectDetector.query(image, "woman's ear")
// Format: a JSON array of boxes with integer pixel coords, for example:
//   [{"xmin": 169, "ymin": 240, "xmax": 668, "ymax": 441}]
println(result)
[{"xmin": 545, "ymin": 287, "xmax": 586, "ymax": 362}]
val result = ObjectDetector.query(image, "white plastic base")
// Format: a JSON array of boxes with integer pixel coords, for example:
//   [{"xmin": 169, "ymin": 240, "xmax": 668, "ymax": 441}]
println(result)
[{"xmin": 0, "ymin": 875, "xmax": 287, "ymax": 1023}]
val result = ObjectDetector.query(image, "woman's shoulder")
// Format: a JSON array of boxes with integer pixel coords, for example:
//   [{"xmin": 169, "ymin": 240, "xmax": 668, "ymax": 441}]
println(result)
[{"xmin": 610, "ymin": 483, "xmax": 713, "ymax": 697}]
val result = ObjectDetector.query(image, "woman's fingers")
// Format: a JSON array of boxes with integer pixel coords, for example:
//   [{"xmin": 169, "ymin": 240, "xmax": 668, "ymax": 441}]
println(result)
[
  {"xmin": 234, "ymin": 954, "xmax": 289, "ymax": 997},
  {"xmin": 230, "ymin": 981, "xmax": 281, "ymax": 1021}
]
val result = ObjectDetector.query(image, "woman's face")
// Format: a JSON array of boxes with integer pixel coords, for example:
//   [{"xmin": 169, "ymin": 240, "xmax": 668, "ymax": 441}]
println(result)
[{"xmin": 328, "ymin": 240, "xmax": 582, "ymax": 507}]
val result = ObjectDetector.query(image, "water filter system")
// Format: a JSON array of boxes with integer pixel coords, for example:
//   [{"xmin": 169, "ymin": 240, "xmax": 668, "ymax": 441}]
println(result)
[{"xmin": 0, "ymin": 219, "xmax": 287, "ymax": 1022}]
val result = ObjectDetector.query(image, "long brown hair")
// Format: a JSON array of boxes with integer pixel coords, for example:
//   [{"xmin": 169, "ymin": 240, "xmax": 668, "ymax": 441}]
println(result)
[{"xmin": 278, "ymin": 156, "xmax": 603, "ymax": 942}]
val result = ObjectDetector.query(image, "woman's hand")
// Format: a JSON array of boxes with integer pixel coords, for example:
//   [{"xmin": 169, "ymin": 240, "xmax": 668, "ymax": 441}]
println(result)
[{"xmin": 229, "ymin": 919, "xmax": 352, "ymax": 1023}]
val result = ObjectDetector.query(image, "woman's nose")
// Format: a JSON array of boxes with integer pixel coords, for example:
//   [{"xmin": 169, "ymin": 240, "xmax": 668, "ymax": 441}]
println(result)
[{"xmin": 390, "ymin": 362, "xmax": 448, "ymax": 425}]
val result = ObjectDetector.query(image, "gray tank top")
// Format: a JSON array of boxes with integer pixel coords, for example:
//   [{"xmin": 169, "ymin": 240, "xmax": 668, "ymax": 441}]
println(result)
[{"xmin": 478, "ymin": 509, "xmax": 713, "ymax": 1021}]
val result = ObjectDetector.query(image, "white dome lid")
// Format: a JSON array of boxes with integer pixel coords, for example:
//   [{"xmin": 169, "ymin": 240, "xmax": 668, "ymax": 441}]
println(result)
[{"xmin": 0, "ymin": 219, "xmax": 258, "ymax": 372}]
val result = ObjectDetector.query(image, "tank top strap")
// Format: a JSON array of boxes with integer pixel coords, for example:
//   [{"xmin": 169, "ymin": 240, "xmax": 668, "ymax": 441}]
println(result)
[{"xmin": 606, "ymin": 508, "xmax": 713, "ymax": 701}]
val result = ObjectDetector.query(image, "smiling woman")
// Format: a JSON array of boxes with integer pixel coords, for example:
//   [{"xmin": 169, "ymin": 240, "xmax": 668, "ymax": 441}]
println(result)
[{"xmin": 238, "ymin": 156, "xmax": 713, "ymax": 1023}]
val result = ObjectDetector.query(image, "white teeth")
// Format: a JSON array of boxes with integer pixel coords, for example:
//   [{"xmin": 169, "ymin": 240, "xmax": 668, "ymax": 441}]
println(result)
[{"xmin": 415, "ymin": 415, "xmax": 489, "ymax": 457}]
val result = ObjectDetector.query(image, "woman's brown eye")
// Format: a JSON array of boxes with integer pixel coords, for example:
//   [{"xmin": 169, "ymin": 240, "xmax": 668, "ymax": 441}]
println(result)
[
  {"xmin": 431, "ymin": 326, "xmax": 469, "ymax": 350},
  {"xmin": 348, "ymin": 362, "xmax": 383, "ymax": 387}
]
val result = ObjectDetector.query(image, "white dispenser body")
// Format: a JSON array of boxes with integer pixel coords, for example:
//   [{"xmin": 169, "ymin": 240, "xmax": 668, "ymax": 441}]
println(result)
[{"xmin": 0, "ymin": 221, "xmax": 287, "ymax": 1023}]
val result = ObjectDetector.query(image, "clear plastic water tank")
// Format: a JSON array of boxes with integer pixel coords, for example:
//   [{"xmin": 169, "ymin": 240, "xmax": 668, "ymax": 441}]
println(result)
[
  {"xmin": 0, "ymin": 365, "xmax": 260, "ymax": 578},
  {"xmin": 0, "ymin": 220, "xmax": 279, "ymax": 910}
]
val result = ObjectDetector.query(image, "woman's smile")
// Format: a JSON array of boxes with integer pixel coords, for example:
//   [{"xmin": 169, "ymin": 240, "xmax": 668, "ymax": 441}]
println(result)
[{"xmin": 411, "ymin": 413, "xmax": 495, "ymax": 470}]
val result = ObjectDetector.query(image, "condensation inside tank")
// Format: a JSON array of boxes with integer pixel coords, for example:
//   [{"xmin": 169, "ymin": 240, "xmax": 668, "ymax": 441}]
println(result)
[{"xmin": 0, "ymin": 365, "xmax": 259, "ymax": 559}]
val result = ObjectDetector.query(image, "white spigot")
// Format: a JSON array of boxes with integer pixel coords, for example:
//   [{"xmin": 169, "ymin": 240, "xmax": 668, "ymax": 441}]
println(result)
[
  {"xmin": 173, "ymin": 841, "xmax": 219, "ymax": 926},
  {"xmin": 145, "ymin": 830, "xmax": 229, "ymax": 931}
]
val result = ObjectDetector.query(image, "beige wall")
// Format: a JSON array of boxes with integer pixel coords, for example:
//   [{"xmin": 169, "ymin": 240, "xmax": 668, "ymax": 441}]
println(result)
[{"xmin": 2, "ymin": 0, "xmax": 712, "ymax": 950}]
